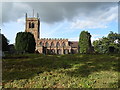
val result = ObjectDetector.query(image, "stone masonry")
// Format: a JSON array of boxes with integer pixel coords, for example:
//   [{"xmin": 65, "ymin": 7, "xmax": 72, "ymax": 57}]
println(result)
[{"xmin": 25, "ymin": 13, "xmax": 78, "ymax": 54}]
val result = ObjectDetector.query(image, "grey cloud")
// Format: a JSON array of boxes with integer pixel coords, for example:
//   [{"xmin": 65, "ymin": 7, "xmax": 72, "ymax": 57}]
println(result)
[
  {"xmin": 2, "ymin": 2, "xmax": 117, "ymax": 23},
  {"xmin": 2, "ymin": 2, "xmax": 31, "ymax": 23}
]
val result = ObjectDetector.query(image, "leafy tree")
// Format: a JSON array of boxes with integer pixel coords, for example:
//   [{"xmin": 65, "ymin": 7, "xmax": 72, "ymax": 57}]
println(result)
[
  {"xmin": 106, "ymin": 32, "xmax": 120, "ymax": 53},
  {"xmin": 93, "ymin": 40, "xmax": 102, "ymax": 53},
  {"xmin": 0, "ymin": 34, "xmax": 9, "ymax": 51},
  {"xmin": 15, "ymin": 32, "xmax": 36, "ymax": 53},
  {"xmin": 108, "ymin": 31, "xmax": 120, "ymax": 43},
  {"xmin": 93, "ymin": 31, "xmax": 120, "ymax": 53},
  {"xmin": 79, "ymin": 31, "xmax": 92, "ymax": 54}
]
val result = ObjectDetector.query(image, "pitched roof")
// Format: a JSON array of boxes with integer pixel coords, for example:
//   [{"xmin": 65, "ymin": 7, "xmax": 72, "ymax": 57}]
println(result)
[{"xmin": 69, "ymin": 41, "xmax": 79, "ymax": 48}]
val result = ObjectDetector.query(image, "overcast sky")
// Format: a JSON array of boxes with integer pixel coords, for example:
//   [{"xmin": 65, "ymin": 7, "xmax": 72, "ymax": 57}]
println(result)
[{"xmin": 1, "ymin": 2, "xmax": 118, "ymax": 44}]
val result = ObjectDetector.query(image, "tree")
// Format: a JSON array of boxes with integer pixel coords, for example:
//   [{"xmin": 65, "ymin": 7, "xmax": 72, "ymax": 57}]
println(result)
[
  {"xmin": 0, "ymin": 34, "xmax": 9, "ymax": 51},
  {"xmin": 93, "ymin": 31, "xmax": 120, "ymax": 54},
  {"xmin": 107, "ymin": 32, "xmax": 120, "ymax": 53},
  {"xmin": 15, "ymin": 32, "xmax": 36, "ymax": 53},
  {"xmin": 79, "ymin": 31, "xmax": 92, "ymax": 54},
  {"xmin": 93, "ymin": 40, "xmax": 102, "ymax": 53}
]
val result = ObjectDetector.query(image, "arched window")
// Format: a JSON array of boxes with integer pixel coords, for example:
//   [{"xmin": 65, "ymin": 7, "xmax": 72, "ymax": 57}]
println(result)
[
  {"xmin": 45, "ymin": 42, "xmax": 49, "ymax": 47},
  {"xmin": 57, "ymin": 49, "xmax": 61, "ymax": 54},
  {"xmin": 62, "ymin": 42, "xmax": 66, "ymax": 47},
  {"xmin": 64, "ymin": 49, "xmax": 68, "ymax": 54},
  {"xmin": 51, "ymin": 49, "xmax": 55, "ymax": 54},
  {"xmin": 40, "ymin": 42, "xmax": 43, "ymax": 46},
  {"xmin": 29, "ymin": 22, "xmax": 34, "ymax": 28},
  {"xmin": 32, "ymin": 23, "xmax": 34, "ymax": 28},
  {"xmin": 51, "ymin": 42, "xmax": 54, "ymax": 47},
  {"xmin": 56, "ymin": 42, "xmax": 60, "ymax": 47},
  {"xmin": 29, "ymin": 22, "xmax": 31, "ymax": 28}
]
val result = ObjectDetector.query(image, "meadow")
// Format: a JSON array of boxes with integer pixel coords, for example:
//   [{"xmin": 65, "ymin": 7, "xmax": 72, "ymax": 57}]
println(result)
[{"xmin": 2, "ymin": 54, "xmax": 120, "ymax": 88}]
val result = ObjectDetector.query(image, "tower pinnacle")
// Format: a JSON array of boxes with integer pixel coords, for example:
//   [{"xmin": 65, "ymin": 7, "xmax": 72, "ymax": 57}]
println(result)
[{"xmin": 33, "ymin": 9, "xmax": 34, "ymax": 17}]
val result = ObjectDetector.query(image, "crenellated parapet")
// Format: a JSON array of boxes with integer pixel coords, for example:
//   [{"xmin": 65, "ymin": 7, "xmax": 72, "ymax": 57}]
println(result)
[
  {"xmin": 38, "ymin": 38, "xmax": 68, "ymax": 41},
  {"xmin": 37, "ymin": 38, "xmax": 70, "ymax": 48}
]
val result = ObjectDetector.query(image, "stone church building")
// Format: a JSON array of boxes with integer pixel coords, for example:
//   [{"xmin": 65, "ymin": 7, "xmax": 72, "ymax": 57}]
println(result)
[{"xmin": 25, "ymin": 13, "xmax": 78, "ymax": 54}]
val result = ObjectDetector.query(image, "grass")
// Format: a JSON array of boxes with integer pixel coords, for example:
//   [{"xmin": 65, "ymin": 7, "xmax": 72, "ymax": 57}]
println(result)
[{"xmin": 2, "ymin": 53, "xmax": 120, "ymax": 88}]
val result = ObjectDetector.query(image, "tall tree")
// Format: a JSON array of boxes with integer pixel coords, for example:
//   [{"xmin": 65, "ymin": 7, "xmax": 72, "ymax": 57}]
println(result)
[
  {"xmin": 15, "ymin": 32, "xmax": 36, "ymax": 53},
  {"xmin": 79, "ymin": 31, "xmax": 92, "ymax": 54},
  {"xmin": 0, "ymin": 34, "xmax": 9, "ymax": 51}
]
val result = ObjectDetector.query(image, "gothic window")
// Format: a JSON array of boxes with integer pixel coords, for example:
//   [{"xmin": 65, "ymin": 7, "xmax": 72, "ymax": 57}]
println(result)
[
  {"xmin": 56, "ymin": 42, "xmax": 60, "ymax": 47},
  {"xmin": 51, "ymin": 49, "xmax": 55, "ymax": 53},
  {"xmin": 45, "ymin": 42, "xmax": 49, "ymax": 47},
  {"xmin": 29, "ymin": 22, "xmax": 31, "ymax": 28},
  {"xmin": 57, "ymin": 49, "xmax": 61, "ymax": 54},
  {"xmin": 29, "ymin": 22, "xmax": 34, "ymax": 28},
  {"xmin": 64, "ymin": 49, "xmax": 68, "ymax": 54},
  {"xmin": 32, "ymin": 23, "xmax": 34, "ymax": 28},
  {"xmin": 62, "ymin": 42, "xmax": 66, "ymax": 47},
  {"xmin": 51, "ymin": 42, "xmax": 54, "ymax": 47},
  {"xmin": 40, "ymin": 42, "xmax": 43, "ymax": 46}
]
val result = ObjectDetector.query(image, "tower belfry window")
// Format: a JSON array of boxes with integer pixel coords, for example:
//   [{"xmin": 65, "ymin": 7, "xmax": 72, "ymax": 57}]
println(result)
[
  {"xmin": 29, "ymin": 22, "xmax": 34, "ymax": 28},
  {"xmin": 29, "ymin": 22, "xmax": 31, "ymax": 28},
  {"xmin": 32, "ymin": 23, "xmax": 34, "ymax": 28}
]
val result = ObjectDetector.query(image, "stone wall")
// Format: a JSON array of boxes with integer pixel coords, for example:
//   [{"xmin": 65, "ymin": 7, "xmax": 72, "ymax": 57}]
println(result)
[{"xmin": 37, "ymin": 38, "xmax": 71, "ymax": 54}]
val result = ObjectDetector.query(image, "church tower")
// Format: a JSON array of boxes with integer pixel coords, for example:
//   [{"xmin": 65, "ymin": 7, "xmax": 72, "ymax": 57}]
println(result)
[{"xmin": 25, "ymin": 13, "xmax": 40, "ymax": 42}]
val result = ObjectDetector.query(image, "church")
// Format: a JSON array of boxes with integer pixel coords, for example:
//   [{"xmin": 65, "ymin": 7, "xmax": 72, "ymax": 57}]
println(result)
[{"xmin": 25, "ymin": 13, "xmax": 79, "ymax": 54}]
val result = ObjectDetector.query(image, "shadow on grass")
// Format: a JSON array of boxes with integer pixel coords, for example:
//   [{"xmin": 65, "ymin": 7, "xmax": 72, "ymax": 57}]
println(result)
[
  {"xmin": 63, "ymin": 54, "xmax": 119, "ymax": 77},
  {"xmin": 2, "ymin": 54, "xmax": 119, "ymax": 83},
  {"xmin": 2, "ymin": 54, "xmax": 72, "ymax": 82},
  {"xmin": 3, "ymin": 56, "xmax": 29, "ymax": 59}
]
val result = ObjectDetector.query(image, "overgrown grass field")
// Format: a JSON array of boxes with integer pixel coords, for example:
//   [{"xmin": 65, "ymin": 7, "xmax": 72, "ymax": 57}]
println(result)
[{"xmin": 2, "ymin": 54, "xmax": 120, "ymax": 88}]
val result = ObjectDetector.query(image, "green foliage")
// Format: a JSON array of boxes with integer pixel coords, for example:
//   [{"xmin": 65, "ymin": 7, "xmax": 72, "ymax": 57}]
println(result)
[
  {"xmin": 79, "ymin": 31, "xmax": 92, "ymax": 54},
  {"xmin": 0, "ymin": 34, "xmax": 9, "ymax": 51},
  {"xmin": 15, "ymin": 32, "xmax": 36, "ymax": 53},
  {"xmin": 108, "ymin": 31, "xmax": 120, "ymax": 42},
  {"xmin": 93, "ymin": 31, "xmax": 120, "ymax": 54},
  {"xmin": 2, "ymin": 54, "xmax": 119, "ymax": 88}
]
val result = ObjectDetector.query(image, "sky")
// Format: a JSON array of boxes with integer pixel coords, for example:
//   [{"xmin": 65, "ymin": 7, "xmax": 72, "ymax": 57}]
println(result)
[{"xmin": 1, "ymin": 2, "xmax": 118, "ymax": 44}]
